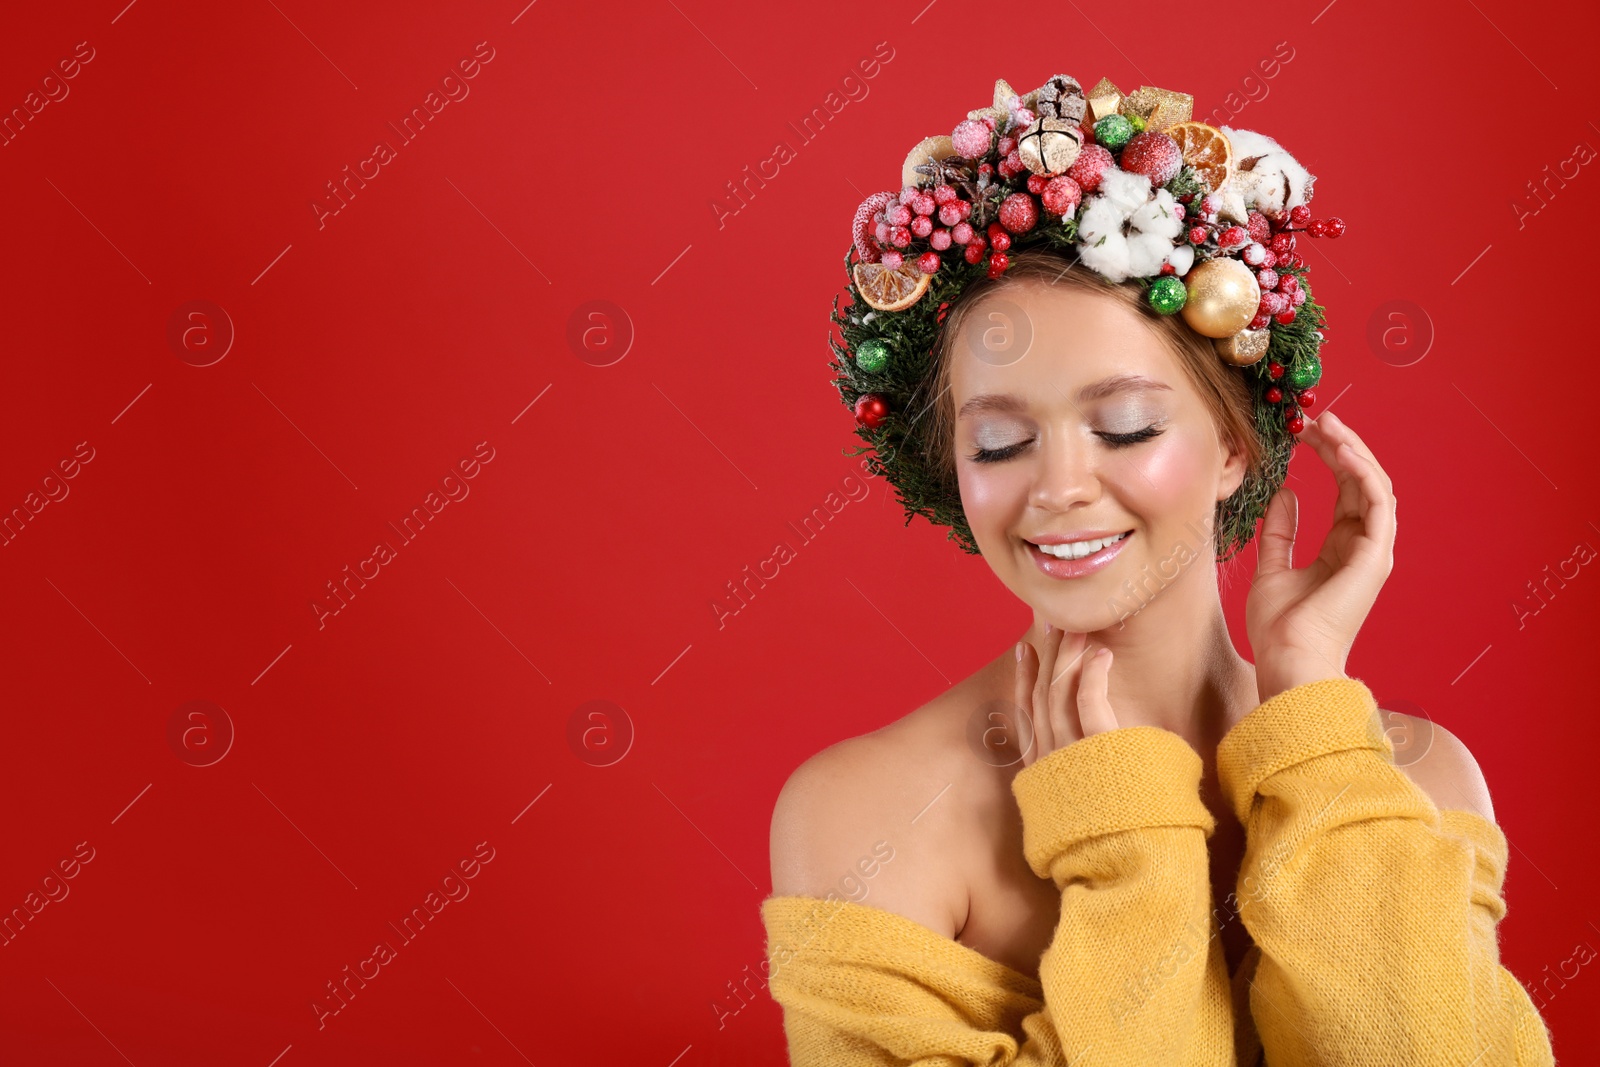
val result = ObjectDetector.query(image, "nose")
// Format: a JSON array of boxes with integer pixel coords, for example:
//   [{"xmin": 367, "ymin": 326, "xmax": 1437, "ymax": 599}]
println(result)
[{"xmin": 1028, "ymin": 429, "xmax": 1101, "ymax": 513}]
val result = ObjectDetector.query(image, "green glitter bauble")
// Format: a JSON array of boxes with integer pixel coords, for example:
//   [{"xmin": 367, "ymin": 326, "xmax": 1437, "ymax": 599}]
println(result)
[
  {"xmin": 854, "ymin": 338, "xmax": 889, "ymax": 373},
  {"xmin": 1147, "ymin": 275, "xmax": 1187, "ymax": 314},
  {"xmin": 1287, "ymin": 352, "xmax": 1322, "ymax": 390},
  {"xmin": 1095, "ymin": 114, "xmax": 1134, "ymax": 150}
]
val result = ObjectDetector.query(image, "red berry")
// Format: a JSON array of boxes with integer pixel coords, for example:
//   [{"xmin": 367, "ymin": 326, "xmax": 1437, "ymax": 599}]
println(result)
[
  {"xmin": 933, "ymin": 184, "xmax": 958, "ymax": 205},
  {"xmin": 1324, "ymin": 216, "xmax": 1346, "ymax": 238},
  {"xmin": 998, "ymin": 151, "xmax": 1026, "ymax": 179},
  {"xmin": 911, "ymin": 215, "xmax": 933, "ymax": 238},
  {"xmin": 1218, "ymin": 225, "xmax": 1248, "ymax": 249},
  {"xmin": 1268, "ymin": 361, "xmax": 1285, "ymax": 380},
  {"xmin": 1270, "ymin": 232, "xmax": 1296, "ymax": 256},
  {"xmin": 1256, "ymin": 268, "xmax": 1278, "ymax": 291},
  {"xmin": 938, "ymin": 203, "xmax": 963, "ymax": 226},
  {"xmin": 1040, "ymin": 175, "xmax": 1082, "ymax": 217},
  {"xmin": 1172, "ymin": 202, "xmax": 1186, "ymax": 221},
  {"xmin": 1242, "ymin": 242, "xmax": 1266, "ymax": 266},
  {"xmin": 879, "ymin": 251, "xmax": 903, "ymax": 270},
  {"xmin": 1298, "ymin": 388, "xmax": 1317, "ymax": 409},
  {"xmin": 1026, "ymin": 173, "xmax": 1048, "ymax": 195},
  {"xmin": 854, "ymin": 394, "xmax": 889, "ymax": 429},
  {"xmin": 886, "ymin": 203, "xmax": 912, "ymax": 226},
  {"xmin": 1307, "ymin": 219, "xmax": 1328, "ymax": 237},
  {"xmin": 1259, "ymin": 249, "xmax": 1277, "ymax": 270},
  {"xmin": 875, "ymin": 221, "xmax": 891, "ymax": 244},
  {"xmin": 1265, "ymin": 209, "xmax": 1288, "ymax": 230},
  {"xmin": 898, "ymin": 187, "xmax": 918, "ymax": 206},
  {"xmin": 1067, "ymin": 144, "xmax": 1114, "ymax": 193},
  {"xmin": 929, "ymin": 228, "xmax": 952, "ymax": 251},
  {"xmin": 987, "ymin": 251, "xmax": 1009, "ymax": 278},
  {"xmin": 911, "ymin": 193, "xmax": 936, "ymax": 217},
  {"xmin": 1289, "ymin": 204, "xmax": 1312, "ymax": 225},
  {"xmin": 890, "ymin": 225, "xmax": 911, "ymax": 248},
  {"xmin": 964, "ymin": 242, "xmax": 985, "ymax": 265},
  {"xmin": 1160, "ymin": 262, "xmax": 1176, "ymax": 275},
  {"xmin": 1201, "ymin": 194, "xmax": 1222, "ymax": 218},
  {"xmin": 1278, "ymin": 273, "xmax": 1299, "ymax": 294},
  {"xmin": 1258, "ymin": 291, "xmax": 1282, "ymax": 317},
  {"xmin": 987, "ymin": 222, "xmax": 1012, "ymax": 251},
  {"xmin": 1119, "ymin": 131, "xmax": 1183, "ymax": 186},
  {"xmin": 1291, "ymin": 287, "xmax": 1307, "ymax": 307},
  {"xmin": 1279, "ymin": 253, "xmax": 1301, "ymax": 270},
  {"xmin": 958, "ymin": 200, "xmax": 972, "ymax": 219},
  {"xmin": 951, "ymin": 222, "xmax": 974, "ymax": 244},
  {"xmin": 997, "ymin": 135, "xmax": 1017, "ymax": 157},
  {"xmin": 1247, "ymin": 211, "xmax": 1271, "ymax": 245},
  {"xmin": 1287, "ymin": 413, "xmax": 1305, "ymax": 434},
  {"xmin": 917, "ymin": 251, "xmax": 941, "ymax": 274},
  {"xmin": 999, "ymin": 192, "xmax": 1039, "ymax": 234},
  {"xmin": 1265, "ymin": 386, "xmax": 1283, "ymax": 404},
  {"xmin": 1250, "ymin": 311, "xmax": 1273, "ymax": 330},
  {"xmin": 1274, "ymin": 308, "xmax": 1297, "ymax": 325},
  {"xmin": 1189, "ymin": 225, "xmax": 1210, "ymax": 245}
]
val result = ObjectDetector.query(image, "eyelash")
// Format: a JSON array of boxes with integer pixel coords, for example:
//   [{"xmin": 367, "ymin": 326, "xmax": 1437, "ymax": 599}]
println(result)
[{"xmin": 966, "ymin": 425, "xmax": 1166, "ymax": 463}]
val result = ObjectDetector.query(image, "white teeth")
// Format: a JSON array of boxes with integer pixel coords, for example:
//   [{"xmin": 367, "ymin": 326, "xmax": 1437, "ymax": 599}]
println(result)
[{"xmin": 1034, "ymin": 532, "xmax": 1128, "ymax": 560}]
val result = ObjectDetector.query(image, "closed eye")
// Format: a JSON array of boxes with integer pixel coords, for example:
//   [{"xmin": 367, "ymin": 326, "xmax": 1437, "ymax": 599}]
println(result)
[{"xmin": 966, "ymin": 425, "xmax": 1165, "ymax": 463}]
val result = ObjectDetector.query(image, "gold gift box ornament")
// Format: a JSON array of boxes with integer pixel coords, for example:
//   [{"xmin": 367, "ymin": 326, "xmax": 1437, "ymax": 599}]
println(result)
[{"xmin": 1086, "ymin": 77, "xmax": 1193, "ymax": 133}]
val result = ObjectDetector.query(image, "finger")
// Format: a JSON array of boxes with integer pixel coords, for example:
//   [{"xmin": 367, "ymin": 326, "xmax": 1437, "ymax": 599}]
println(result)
[
  {"xmin": 1077, "ymin": 647, "xmax": 1118, "ymax": 736},
  {"xmin": 1336, "ymin": 440, "xmax": 1396, "ymax": 572},
  {"xmin": 1256, "ymin": 487, "xmax": 1298, "ymax": 576},
  {"xmin": 1014, "ymin": 640, "xmax": 1041, "ymax": 767},
  {"xmin": 1047, "ymin": 631, "xmax": 1089, "ymax": 747},
  {"xmin": 1031, "ymin": 628, "xmax": 1064, "ymax": 760},
  {"xmin": 1319, "ymin": 412, "xmax": 1393, "ymax": 496}
]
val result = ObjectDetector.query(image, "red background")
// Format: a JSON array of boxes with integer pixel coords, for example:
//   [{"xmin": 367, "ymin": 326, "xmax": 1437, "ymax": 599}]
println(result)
[{"xmin": 2, "ymin": 0, "xmax": 1597, "ymax": 1063}]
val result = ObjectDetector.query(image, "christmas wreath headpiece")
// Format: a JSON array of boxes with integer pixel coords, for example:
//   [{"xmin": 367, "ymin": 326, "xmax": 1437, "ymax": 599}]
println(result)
[{"xmin": 829, "ymin": 74, "xmax": 1345, "ymax": 560}]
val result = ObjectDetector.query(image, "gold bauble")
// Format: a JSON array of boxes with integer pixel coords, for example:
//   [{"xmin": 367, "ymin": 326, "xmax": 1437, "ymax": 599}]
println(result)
[
  {"xmin": 1181, "ymin": 258, "xmax": 1261, "ymax": 338},
  {"xmin": 1214, "ymin": 327, "xmax": 1271, "ymax": 366}
]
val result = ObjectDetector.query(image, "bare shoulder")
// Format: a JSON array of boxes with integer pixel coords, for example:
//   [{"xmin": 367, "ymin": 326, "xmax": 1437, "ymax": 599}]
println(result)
[
  {"xmin": 1383, "ymin": 710, "xmax": 1495, "ymax": 824},
  {"xmin": 769, "ymin": 679, "xmax": 995, "ymax": 939}
]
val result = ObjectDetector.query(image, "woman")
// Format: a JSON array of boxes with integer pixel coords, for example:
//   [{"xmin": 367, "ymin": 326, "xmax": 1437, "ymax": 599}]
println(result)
[{"xmin": 761, "ymin": 73, "xmax": 1556, "ymax": 1066}]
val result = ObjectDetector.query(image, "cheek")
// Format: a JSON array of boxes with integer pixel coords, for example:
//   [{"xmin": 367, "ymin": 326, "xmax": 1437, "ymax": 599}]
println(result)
[
  {"xmin": 1116, "ymin": 429, "xmax": 1216, "ymax": 513},
  {"xmin": 956, "ymin": 464, "xmax": 1028, "ymax": 530}
]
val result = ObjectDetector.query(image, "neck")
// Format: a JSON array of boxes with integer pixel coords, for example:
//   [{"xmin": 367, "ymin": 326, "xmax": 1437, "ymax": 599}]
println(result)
[{"xmin": 1013, "ymin": 559, "xmax": 1256, "ymax": 757}]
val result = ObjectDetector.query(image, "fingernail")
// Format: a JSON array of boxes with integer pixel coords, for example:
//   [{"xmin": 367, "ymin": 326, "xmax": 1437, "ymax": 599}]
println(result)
[
  {"xmin": 1015, "ymin": 641, "xmax": 1023, "ymax": 663},
  {"xmin": 1044, "ymin": 622, "xmax": 1052, "ymax": 635},
  {"xmin": 1096, "ymin": 647, "xmax": 1111, "ymax": 659}
]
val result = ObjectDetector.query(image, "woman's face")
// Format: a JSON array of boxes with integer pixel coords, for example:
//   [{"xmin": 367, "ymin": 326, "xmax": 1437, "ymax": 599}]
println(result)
[{"xmin": 949, "ymin": 275, "xmax": 1246, "ymax": 631}]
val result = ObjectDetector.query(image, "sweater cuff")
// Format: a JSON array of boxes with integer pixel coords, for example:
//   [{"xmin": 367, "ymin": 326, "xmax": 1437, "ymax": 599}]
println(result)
[
  {"xmin": 1010, "ymin": 726, "xmax": 1214, "ymax": 880},
  {"xmin": 1216, "ymin": 677, "xmax": 1392, "ymax": 826}
]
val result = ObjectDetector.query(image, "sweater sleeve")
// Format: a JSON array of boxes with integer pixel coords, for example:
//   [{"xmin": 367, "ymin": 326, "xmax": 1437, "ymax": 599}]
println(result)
[
  {"xmin": 1006, "ymin": 724, "xmax": 1236, "ymax": 1065},
  {"xmin": 1215, "ymin": 678, "xmax": 1557, "ymax": 1065},
  {"xmin": 760, "ymin": 726, "xmax": 1236, "ymax": 1065}
]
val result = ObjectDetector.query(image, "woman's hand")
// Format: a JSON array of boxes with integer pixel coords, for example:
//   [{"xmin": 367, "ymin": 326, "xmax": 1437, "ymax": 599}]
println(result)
[
  {"xmin": 1246, "ymin": 410, "xmax": 1397, "ymax": 706},
  {"xmin": 1015, "ymin": 625, "xmax": 1118, "ymax": 767}
]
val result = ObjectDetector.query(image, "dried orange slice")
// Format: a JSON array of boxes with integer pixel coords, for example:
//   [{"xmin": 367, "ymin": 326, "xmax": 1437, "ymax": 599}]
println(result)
[
  {"xmin": 853, "ymin": 261, "xmax": 931, "ymax": 312},
  {"xmin": 1165, "ymin": 121, "xmax": 1234, "ymax": 193}
]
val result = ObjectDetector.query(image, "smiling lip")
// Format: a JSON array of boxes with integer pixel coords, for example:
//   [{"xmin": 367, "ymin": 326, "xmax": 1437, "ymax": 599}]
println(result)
[{"xmin": 1025, "ymin": 531, "xmax": 1133, "ymax": 579}]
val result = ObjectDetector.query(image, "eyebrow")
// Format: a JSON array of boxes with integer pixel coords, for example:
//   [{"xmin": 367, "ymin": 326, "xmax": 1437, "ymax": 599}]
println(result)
[{"xmin": 956, "ymin": 374, "xmax": 1173, "ymax": 418}]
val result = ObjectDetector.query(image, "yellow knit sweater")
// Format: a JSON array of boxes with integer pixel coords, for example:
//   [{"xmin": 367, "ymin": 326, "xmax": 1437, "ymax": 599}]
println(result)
[{"xmin": 761, "ymin": 678, "xmax": 1556, "ymax": 1065}]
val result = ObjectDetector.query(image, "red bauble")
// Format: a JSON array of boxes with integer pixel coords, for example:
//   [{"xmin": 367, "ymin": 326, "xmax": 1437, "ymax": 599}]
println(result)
[
  {"xmin": 1119, "ymin": 131, "xmax": 1183, "ymax": 186},
  {"xmin": 1265, "ymin": 386, "xmax": 1283, "ymax": 404},
  {"xmin": 987, "ymin": 251, "xmax": 1010, "ymax": 278},
  {"xmin": 1247, "ymin": 210, "xmax": 1271, "ymax": 245},
  {"xmin": 999, "ymin": 192, "xmax": 1039, "ymax": 234},
  {"xmin": 1067, "ymin": 144, "xmax": 1115, "ymax": 193},
  {"xmin": 1298, "ymin": 388, "xmax": 1317, "ymax": 410},
  {"xmin": 854, "ymin": 394, "xmax": 889, "ymax": 429},
  {"xmin": 1040, "ymin": 175, "xmax": 1083, "ymax": 216},
  {"xmin": 1267, "ymin": 361, "xmax": 1285, "ymax": 380}
]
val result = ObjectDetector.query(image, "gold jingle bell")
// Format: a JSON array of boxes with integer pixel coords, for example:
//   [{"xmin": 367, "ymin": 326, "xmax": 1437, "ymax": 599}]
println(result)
[{"xmin": 1181, "ymin": 258, "xmax": 1261, "ymax": 338}]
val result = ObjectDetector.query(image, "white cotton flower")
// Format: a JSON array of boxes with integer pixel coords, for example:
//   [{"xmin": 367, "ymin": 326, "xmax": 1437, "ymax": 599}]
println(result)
[
  {"xmin": 1166, "ymin": 243, "xmax": 1195, "ymax": 275},
  {"xmin": 1221, "ymin": 126, "xmax": 1316, "ymax": 214},
  {"xmin": 1076, "ymin": 169, "xmax": 1183, "ymax": 283}
]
